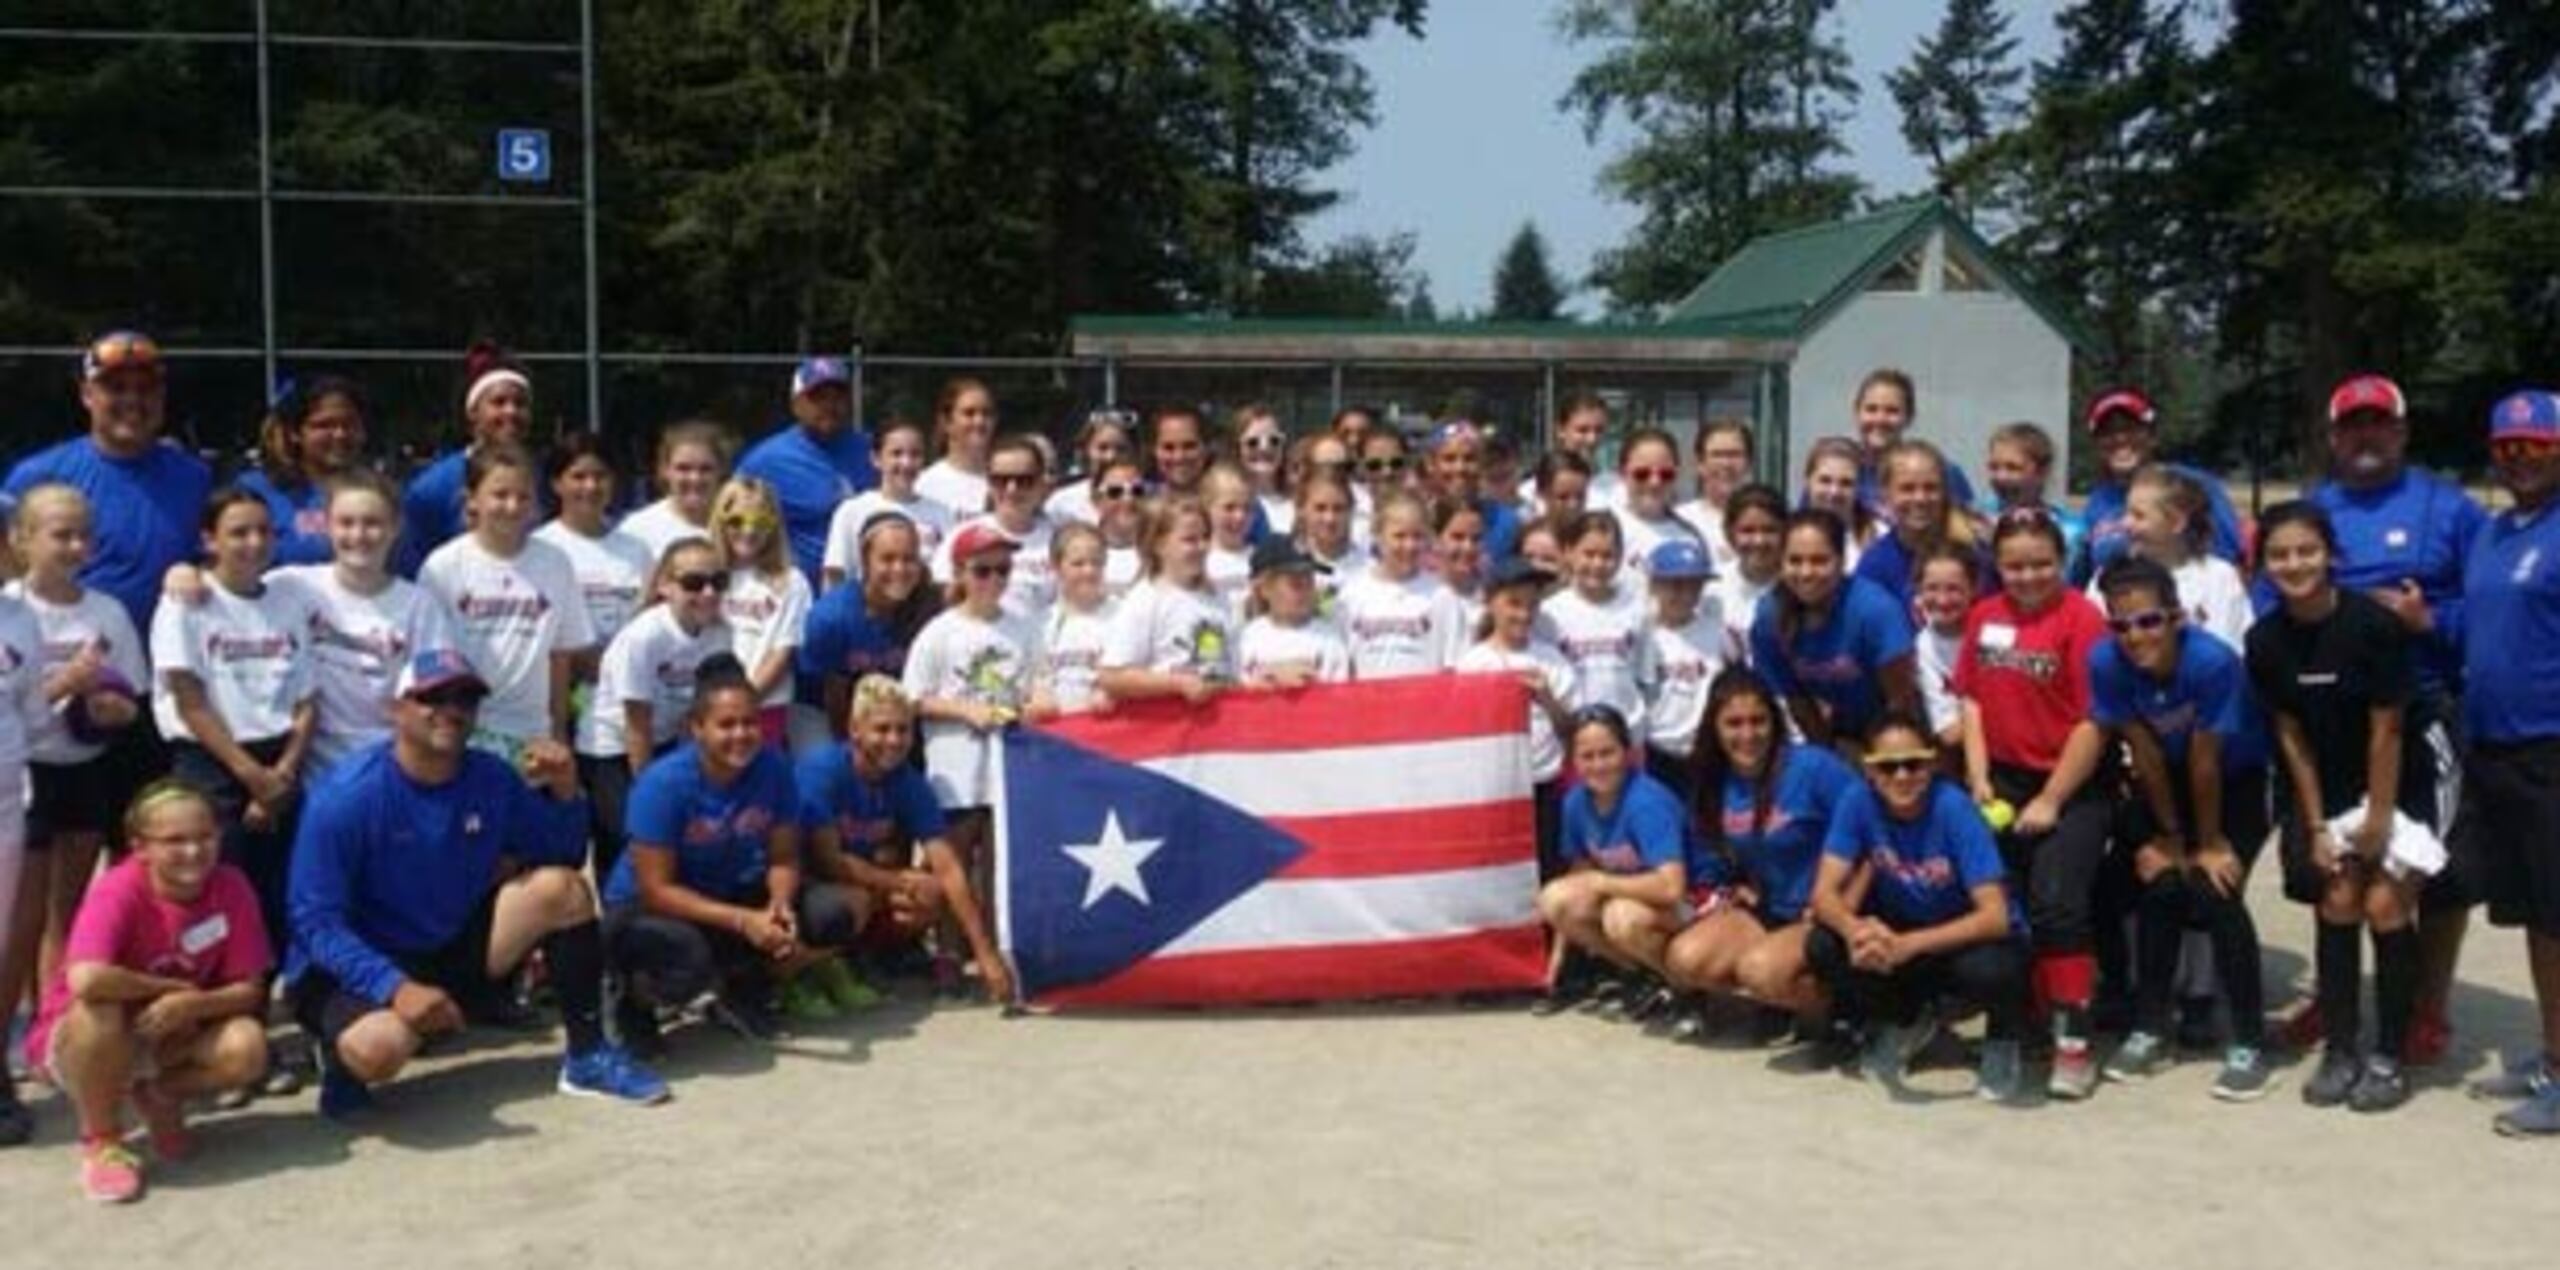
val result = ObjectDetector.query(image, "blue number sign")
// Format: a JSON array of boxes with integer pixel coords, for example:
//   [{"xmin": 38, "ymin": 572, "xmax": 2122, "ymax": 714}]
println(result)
[{"xmin": 497, "ymin": 129, "xmax": 553, "ymax": 183}]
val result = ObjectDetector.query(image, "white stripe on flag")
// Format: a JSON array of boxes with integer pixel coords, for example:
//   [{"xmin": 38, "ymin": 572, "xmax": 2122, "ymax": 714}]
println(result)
[
  {"xmin": 1134, "ymin": 734, "xmax": 1525, "ymax": 819},
  {"xmin": 1158, "ymin": 862, "xmax": 1539, "ymax": 955}
]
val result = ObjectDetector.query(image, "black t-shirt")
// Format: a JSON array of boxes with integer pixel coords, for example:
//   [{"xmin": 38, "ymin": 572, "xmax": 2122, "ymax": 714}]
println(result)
[{"xmin": 2245, "ymin": 588, "xmax": 2420, "ymax": 819}]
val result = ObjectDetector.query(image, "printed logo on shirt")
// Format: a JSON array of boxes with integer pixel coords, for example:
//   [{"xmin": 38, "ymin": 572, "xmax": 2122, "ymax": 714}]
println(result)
[
  {"xmin": 653, "ymin": 659, "xmax": 696, "ymax": 690},
  {"xmin": 834, "ymin": 813, "xmax": 894, "ymax": 849},
  {"xmin": 2137, "ymin": 692, "xmax": 2199, "ymax": 738},
  {"xmin": 456, "ymin": 588, "xmax": 550, "ymax": 621},
  {"xmin": 1719, "ymin": 807, "xmax": 1796, "ymax": 838},
  {"xmin": 1351, "ymin": 614, "xmax": 1430, "ymax": 640},
  {"xmin": 310, "ymin": 612, "xmax": 407, "ymax": 662},
  {"xmin": 1974, "ymin": 644, "xmax": 2061, "ymax": 682},
  {"xmin": 1187, "ymin": 621, "xmax": 1229, "ymax": 674},
  {"xmin": 1589, "ymin": 843, "xmax": 1647, "ymax": 873},
  {"xmin": 1560, "ymin": 632, "xmax": 1635, "ymax": 660},
  {"xmin": 2514, "ymin": 547, "xmax": 2542, "ymax": 586},
  {"xmin": 1661, "ymin": 652, "xmax": 1712, "ymax": 685},
  {"xmin": 833, "ymin": 647, "xmax": 902, "ymax": 676},
  {"xmin": 726, "ymin": 592, "xmax": 781, "ymax": 623},
  {"xmin": 294, "ymin": 507, "xmax": 328, "ymax": 538},
  {"xmin": 962, "ymin": 647, "xmax": 1022, "ymax": 703},
  {"xmin": 1871, "ymin": 845, "xmax": 1957, "ymax": 890},
  {"xmin": 583, "ymin": 582, "xmax": 640, "ymax": 609},
  {"xmin": 1790, "ymin": 653, "xmax": 1863, "ymax": 685},
  {"xmin": 203, "ymin": 630, "xmax": 296, "ymax": 663},
  {"xmin": 684, "ymin": 806, "xmax": 775, "ymax": 845}
]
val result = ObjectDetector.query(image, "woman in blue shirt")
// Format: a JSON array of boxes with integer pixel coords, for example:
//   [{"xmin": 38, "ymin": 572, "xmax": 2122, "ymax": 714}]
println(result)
[
  {"xmin": 1663, "ymin": 669, "xmax": 1860, "ymax": 1036},
  {"xmin": 1532, "ymin": 707, "xmax": 1692, "ymax": 1017},
  {"xmin": 1808, "ymin": 712, "xmax": 2027, "ymax": 1101},
  {"xmin": 2088, "ymin": 558, "xmax": 2276, "ymax": 1099},
  {"xmin": 1750, "ymin": 509, "xmax": 1918, "ymax": 752},
  {"xmin": 238, "ymin": 375, "xmax": 370, "ymax": 567},
  {"xmin": 800, "ymin": 512, "xmax": 941, "ymax": 741},
  {"xmin": 603, "ymin": 658, "xmax": 862, "ymax": 1052}
]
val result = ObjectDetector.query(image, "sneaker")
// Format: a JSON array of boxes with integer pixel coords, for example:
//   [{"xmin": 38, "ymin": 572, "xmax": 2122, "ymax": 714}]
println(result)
[
  {"xmin": 258, "ymin": 1061, "xmax": 303, "ymax": 1099},
  {"xmin": 1976, "ymin": 1039, "xmax": 2026, "ymax": 1104},
  {"xmin": 1627, "ymin": 985, "xmax": 1678, "ymax": 1026},
  {"xmin": 0, "ymin": 1080, "xmax": 31, "ymax": 1147},
  {"xmin": 614, "ymin": 999, "xmax": 667, "ymax": 1062},
  {"xmin": 2104, "ymin": 1031, "xmax": 2171, "ymax": 1084},
  {"xmin": 705, "ymin": 989, "xmax": 785, "ymax": 1042},
  {"xmin": 1861, "ymin": 1018, "xmax": 1940, "ymax": 1085},
  {"xmin": 2403, "ymin": 1003, "xmax": 2453, "ymax": 1068},
  {"xmin": 2048, "ymin": 1042, "xmax": 2099, "ymax": 1101},
  {"xmin": 2349, "ymin": 1056, "xmax": 2411, "ymax": 1113},
  {"xmin": 1667, "ymin": 1001, "xmax": 1712, "ymax": 1043},
  {"xmin": 131, "ymin": 1081, "xmax": 196, "ymax": 1163},
  {"xmin": 317, "ymin": 1067, "xmax": 375, "ymax": 1121},
  {"xmin": 2302, "ymin": 1048, "xmax": 2363, "ymax": 1108},
  {"xmin": 1578, "ymin": 975, "xmax": 1629, "ymax": 1017},
  {"xmin": 2468, "ymin": 1051, "xmax": 2557, "ymax": 1103},
  {"xmin": 809, "ymin": 958, "xmax": 883, "ymax": 1012},
  {"xmin": 779, "ymin": 975, "xmax": 843, "ymax": 1025},
  {"xmin": 2493, "ymin": 1083, "xmax": 2560, "ymax": 1137},
  {"xmin": 2210, "ymin": 1046, "xmax": 2279, "ymax": 1102},
  {"xmin": 557, "ymin": 1044, "xmax": 671, "ymax": 1106},
  {"xmin": 79, "ymin": 1138, "xmax": 143, "ymax": 1204}
]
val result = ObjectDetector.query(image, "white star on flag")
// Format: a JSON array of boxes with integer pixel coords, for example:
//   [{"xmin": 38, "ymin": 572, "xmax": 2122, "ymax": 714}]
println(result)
[{"xmin": 1062, "ymin": 810, "xmax": 1165, "ymax": 910}]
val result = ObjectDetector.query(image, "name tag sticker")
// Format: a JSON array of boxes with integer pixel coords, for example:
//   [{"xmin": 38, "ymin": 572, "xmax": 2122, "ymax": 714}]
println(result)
[
  {"xmin": 179, "ymin": 914, "xmax": 229, "ymax": 956},
  {"xmin": 1980, "ymin": 623, "xmax": 2018, "ymax": 651},
  {"xmin": 2385, "ymin": 528, "xmax": 2410, "ymax": 549}
]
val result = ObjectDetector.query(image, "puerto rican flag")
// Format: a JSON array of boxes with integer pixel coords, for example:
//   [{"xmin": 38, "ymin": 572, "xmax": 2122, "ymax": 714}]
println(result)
[{"xmin": 996, "ymin": 677, "xmax": 1546, "ymax": 1008}]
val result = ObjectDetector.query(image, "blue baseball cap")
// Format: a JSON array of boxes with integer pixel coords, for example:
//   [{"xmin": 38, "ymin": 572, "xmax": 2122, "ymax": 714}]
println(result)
[
  {"xmin": 2490, "ymin": 391, "xmax": 2560, "ymax": 443},
  {"xmin": 396, "ymin": 648, "xmax": 489, "ymax": 700},
  {"xmin": 791, "ymin": 356, "xmax": 851, "ymax": 398},
  {"xmin": 1647, "ymin": 538, "xmax": 1716, "ymax": 581}
]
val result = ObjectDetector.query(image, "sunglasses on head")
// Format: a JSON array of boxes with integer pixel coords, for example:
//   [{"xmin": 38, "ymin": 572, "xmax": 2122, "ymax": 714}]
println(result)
[
  {"xmin": 674, "ymin": 571, "xmax": 727, "ymax": 595},
  {"xmin": 86, "ymin": 332, "xmax": 163, "ymax": 377},
  {"xmin": 1862, "ymin": 751, "xmax": 1934, "ymax": 776},
  {"xmin": 2108, "ymin": 609, "xmax": 2173, "ymax": 634},
  {"xmin": 1627, "ymin": 466, "xmax": 1678, "ymax": 484},
  {"xmin": 1997, "ymin": 504, "xmax": 2056, "ymax": 528}
]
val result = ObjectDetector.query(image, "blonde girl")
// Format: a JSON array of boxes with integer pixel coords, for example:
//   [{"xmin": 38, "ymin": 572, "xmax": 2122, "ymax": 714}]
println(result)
[
  {"xmin": 1801, "ymin": 437, "xmax": 1879, "ymax": 569},
  {"xmin": 419, "ymin": 442, "xmax": 597, "ymax": 759},
  {"xmin": 2113, "ymin": 464, "xmax": 2252, "ymax": 651},
  {"xmin": 824, "ymin": 417, "xmax": 954, "ymax": 589},
  {"xmin": 1539, "ymin": 511, "xmax": 1658, "ymax": 722},
  {"xmin": 1098, "ymin": 497, "xmax": 1236, "ymax": 703},
  {"xmin": 619, "ymin": 420, "xmax": 732, "ymax": 563},
  {"xmin": 1032, "ymin": 523, "xmax": 1114, "ymax": 715},
  {"xmin": 1234, "ymin": 404, "xmax": 1295, "ymax": 534},
  {"xmin": 1292, "ymin": 471, "xmax": 1367, "ymax": 617},
  {"xmin": 917, "ymin": 377, "xmax": 998, "ymax": 514},
  {"xmin": 712, "ymin": 476, "xmax": 812, "ymax": 747},
  {"xmin": 1201, "ymin": 463, "xmax": 1257, "ymax": 620},
  {"xmin": 1335, "ymin": 491, "xmax": 1465, "ymax": 679}
]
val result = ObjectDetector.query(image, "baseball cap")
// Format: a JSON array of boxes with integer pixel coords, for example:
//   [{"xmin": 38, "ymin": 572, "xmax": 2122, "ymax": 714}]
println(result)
[
  {"xmin": 2328, "ymin": 374, "xmax": 2407, "ymax": 423},
  {"xmin": 2083, "ymin": 389, "xmax": 2157, "ymax": 432},
  {"xmin": 948, "ymin": 522, "xmax": 1019, "ymax": 565},
  {"xmin": 82, "ymin": 330, "xmax": 163, "ymax": 383},
  {"xmin": 1647, "ymin": 538, "xmax": 1715, "ymax": 581},
  {"xmin": 2489, "ymin": 391, "xmax": 2560, "ymax": 444},
  {"xmin": 1249, "ymin": 537, "xmax": 1330, "ymax": 577},
  {"xmin": 396, "ymin": 647, "xmax": 490, "ymax": 701},
  {"xmin": 791, "ymin": 356, "xmax": 850, "ymax": 398},
  {"xmin": 1486, "ymin": 557, "xmax": 1557, "ymax": 591}
]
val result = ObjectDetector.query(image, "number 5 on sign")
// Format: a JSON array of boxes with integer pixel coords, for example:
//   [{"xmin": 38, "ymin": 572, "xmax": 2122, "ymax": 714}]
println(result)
[{"xmin": 497, "ymin": 129, "xmax": 552, "ymax": 183}]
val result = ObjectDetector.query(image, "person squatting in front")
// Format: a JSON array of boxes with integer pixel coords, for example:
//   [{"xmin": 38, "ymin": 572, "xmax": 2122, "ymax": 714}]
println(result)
[
  {"xmin": 1530, "ymin": 706, "xmax": 1694, "ymax": 1020},
  {"xmin": 285, "ymin": 648, "xmax": 666, "ymax": 1117}
]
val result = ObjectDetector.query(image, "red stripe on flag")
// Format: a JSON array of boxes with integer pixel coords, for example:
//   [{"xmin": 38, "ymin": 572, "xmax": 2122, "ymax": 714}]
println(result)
[
  {"xmin": 1045, "ymin": 674, "xmax": 1528, "ymax": 762},
  {"xmin": 1032, "ymin": 924, "xmax": 1549, "ymax": 1008},
  {"xmin": 1266, "ymin": 802, "xmax": 1533, "ymax": 879}
]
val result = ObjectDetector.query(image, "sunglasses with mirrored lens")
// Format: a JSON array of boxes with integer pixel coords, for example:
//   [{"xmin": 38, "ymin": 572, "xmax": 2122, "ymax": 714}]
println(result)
[
  {"xmin": 2108, "ymin": 609, "xmax": 2173, "ymax": 634},
  {"xmin": 723, "ymin": 515, "xmax": 775, "ymax": 532},
  {"xmin": 675, "ymin": 571, "xmax": 727, "ymax": 595}
]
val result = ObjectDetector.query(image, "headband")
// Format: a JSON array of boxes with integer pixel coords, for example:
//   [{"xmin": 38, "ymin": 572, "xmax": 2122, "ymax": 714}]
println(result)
[{"xmin": 465, "ymin": 368, "xmax": 532, "ymax": 415}]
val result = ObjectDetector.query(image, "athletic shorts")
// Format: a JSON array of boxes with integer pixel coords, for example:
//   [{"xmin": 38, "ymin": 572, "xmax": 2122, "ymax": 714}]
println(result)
[
  {"xmin": 290, "ymin": 886, "xmax": 509, "ymax": 1053},
  {"xmin": 2454, "ymin": 738, "xmax": 2560, "ymax": 938},
  {"xmin": 28, "ymin": 754, "xmax": 137, "ymax": 843}
]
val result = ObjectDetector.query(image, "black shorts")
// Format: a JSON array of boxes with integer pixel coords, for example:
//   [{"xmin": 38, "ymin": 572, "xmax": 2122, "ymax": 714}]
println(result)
[
  {"xmin": 2453, "ymin": 738, "xmax": 2560, "ymax": 938},
  {"xmin": 27, "ymin": 754, "xmax": 137, "ymax": 844},
  {"xmin": 290, "ymin": 886, "xmax": 509, "ymax": 1052},
  {"xmin": 2406, "ymin": 700, "xmax": 2480, "ymax": 913}
]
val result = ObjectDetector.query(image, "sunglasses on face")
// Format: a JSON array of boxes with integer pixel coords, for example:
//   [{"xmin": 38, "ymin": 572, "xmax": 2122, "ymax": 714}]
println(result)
[
  {"xmin": 1361, "ymin": 457, "xmax": 1404, "ymax": 475},
  {"xmin": 1097, "ymin": 482, "xmax": 1143, "ymax": 502},
  {"xmin": 989, "ymin": 471, "xmax": 1041, "ymax": 490},
  {"xmin": 1242, "ymin": 433, "xmax": 1286, "ymax": 453},
  {"xmin": 1862, "ymin": 752, "xmax": 1934, "ymax": 776},
  {"xmin": 1627, "ymin": 466, "xmax": 1678, "ymax": 485},
  {"xmin": 2108, "ymin": 609, "xmax": 2173, "ymax": 634},
  {"xmin": 967, "ymin": 562, "xmax": 1013, "ymax": 580},
  {"xmin": 2492, "ymin": 438, "xmax": 2560, "ymax": 463},
  {"xmin": 413, "ymin": 686, "xmax": 488, "ymax": 712},
  {"xmin": 723, "ymin": 515, "xmax": 776, "ymax": 532},
  {"xmin": 674, "ymin": 571, "xmax": 727, "ymax": 595}
]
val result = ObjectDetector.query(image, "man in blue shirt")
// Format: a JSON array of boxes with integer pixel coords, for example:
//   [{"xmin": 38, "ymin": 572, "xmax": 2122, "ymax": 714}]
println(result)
[
  {"xmin": 2071, "ymin": 388, "xmax": 2246, "ymax": 586},
  {"xmin": 2454, "ymin": 389, "xmax": 2560, "ymax": 1137},
  {"xmin": 737, "ymin": 357, "xmax": 876, "ymax": 587},
  {"xmin": 287, "ymin": 649, "xmax": 667, "ymax": 1114},
  {"xmin": 3, "ymin": 331, "xmax": 211, "ymax": 634},
  {"xmin": 2304, "ymin": 373, "xmax": 2489, "ymax": 1065}
]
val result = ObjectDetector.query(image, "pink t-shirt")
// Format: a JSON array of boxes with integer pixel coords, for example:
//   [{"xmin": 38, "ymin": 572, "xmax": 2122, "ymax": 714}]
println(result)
[{"xmin": 25, "ymin": 858, "xmax": 272, "ymax": 1066}]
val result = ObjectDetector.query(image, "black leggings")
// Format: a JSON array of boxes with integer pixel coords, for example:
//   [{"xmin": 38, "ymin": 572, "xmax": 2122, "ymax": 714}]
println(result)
[
  {"xmin": 577, "ymin": 754, "xmax": 636, "ymax": 883},
  {"xmin": 2125, "ymin": 766, "xmax": 2272, "ymax": 1045},
  {"xmin": 1805, "ymin": 924, "xmax": 2028, "ymax": 1042},
  {"xmin": 607, "ymin": 882, "xmax": 863, "ymax": 1006},
  {"xmin": 1989, "ymin": 762, "xmax": 2113, "ymax": 955}
]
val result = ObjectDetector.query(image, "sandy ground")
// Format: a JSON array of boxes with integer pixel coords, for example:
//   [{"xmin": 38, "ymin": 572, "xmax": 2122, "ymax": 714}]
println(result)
[{"xmin": 3, "ymin": 873, "xmax": 2557, "ymax": 1270}]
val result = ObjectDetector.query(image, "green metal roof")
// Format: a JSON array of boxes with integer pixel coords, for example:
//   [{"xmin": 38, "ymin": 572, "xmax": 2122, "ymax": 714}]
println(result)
[
  {"xmin": 1068, "ymin": 314, "xmax": 1776, "ymax": 341},
  {"xmin": 1660, "ymin": 197, "xmax": 2094, "ymax": 351}
]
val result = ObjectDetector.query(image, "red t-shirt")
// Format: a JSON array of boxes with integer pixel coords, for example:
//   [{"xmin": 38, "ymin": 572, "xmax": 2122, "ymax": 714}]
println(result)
[
  {"xmin": 1953, "ymin": 589, "xmax": 2108, "ymax": 773},
  {"xmin": 25, "ymin": 858, "xmax": 271, "ymax": 1066}
]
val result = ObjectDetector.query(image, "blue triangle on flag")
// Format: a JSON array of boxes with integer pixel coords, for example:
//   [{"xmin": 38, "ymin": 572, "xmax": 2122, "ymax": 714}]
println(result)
[{"xmin": 1001, "ymin": 728, "xmax": 1306, "ymax": 998}]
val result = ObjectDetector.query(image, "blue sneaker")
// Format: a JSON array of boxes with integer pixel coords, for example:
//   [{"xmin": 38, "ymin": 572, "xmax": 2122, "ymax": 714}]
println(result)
[
  {"xmin": 558, "ymin": 1044, "xmax": 670, "ymax": 1106},
  {"xmin": 318, "ymin": 1068, "xmax": 375, "ymax": 1121}
]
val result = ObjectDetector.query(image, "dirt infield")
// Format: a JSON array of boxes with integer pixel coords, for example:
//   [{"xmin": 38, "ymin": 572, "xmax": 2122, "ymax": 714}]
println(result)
[{"xmin": 3, "ymin": 880, "xmax": 2555, "ymax": 1269}]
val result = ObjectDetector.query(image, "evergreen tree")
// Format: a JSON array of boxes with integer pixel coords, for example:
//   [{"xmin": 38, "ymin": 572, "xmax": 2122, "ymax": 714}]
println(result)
[
  {"xmin": 1490, "ymin": 222, "xmax": 1566, "ymax": 320},
  {"xmin": 1887, "ymin": 0, "xmax": 2025, "ymax": 211}
]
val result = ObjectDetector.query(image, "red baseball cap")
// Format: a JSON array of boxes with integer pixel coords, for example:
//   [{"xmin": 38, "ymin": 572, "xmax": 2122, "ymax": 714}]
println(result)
[
  {"xmin": 948, "ymin": 523, "xmax": 1019, "ymax": 565},
  {"xmin": 2327, "ymin": 374, "xmax": 2407, "ymax": 423},
  {"xmin": 2083, "ymin": 389, "xmax": 2157, "ymax": 432}
]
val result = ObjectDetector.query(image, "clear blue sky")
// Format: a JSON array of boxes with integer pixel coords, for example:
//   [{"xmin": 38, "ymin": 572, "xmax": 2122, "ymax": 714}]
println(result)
[{"xmin": 1310, "ymin": 1, "xmax": 2066, "ymax": 315}]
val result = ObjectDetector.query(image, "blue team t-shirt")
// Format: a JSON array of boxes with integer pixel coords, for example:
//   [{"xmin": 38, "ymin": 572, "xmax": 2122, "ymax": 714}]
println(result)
[
  {"xmin": 1821, "ymin": 780, "xmax": 2019, "ymax": 934},
  {"xmin": 2464, "ymin": 505, "xmax": 2560, "ymax": 744},
  {"xmin": 1691, "ymin": 743, "xmax": 1860, "ymax": 923},
  {"xmin": 604, "ymin": 744, "xmax": 798, "ymax": 907},
  {"xmin": 2307, "ymin": 469, "xmax": 2486, "ymax": 698},
  {"xmin": 1749, "ymin": 576, "xmax": 1916, "ymax": 740},
  {"xmin": 394, "ymin": 448, "xmax": 468, "ymax": 579},
  {"xmin": 737, "ymin": 421, "xmax": 878, "ymax": 587},
  {"xmin": 237, "ymin": 468, "xmax": 333, "ymax": 567},
  {"xmin": 794, "ymin": 742, "xmax": 947, "ymax": 855},
  {"xmin": 797, "ymin": 581, "xmax": 913, "ymax": 708},
  {"xmin": 1559, "ymin": 771, "xmax": 1690, "ymax": 876},
  {"xmin": 4, "ymin": 435, "xmax": 212, "ymax": 633},
  {"xmin": 2087, "ymin": 630, "xmax": 2266, "ymax": 769}
]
